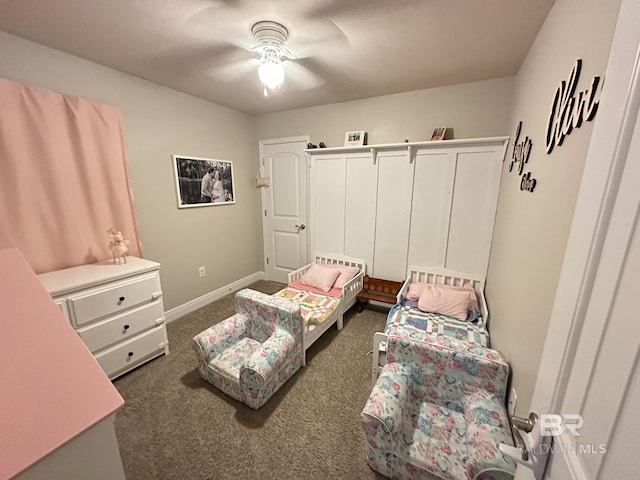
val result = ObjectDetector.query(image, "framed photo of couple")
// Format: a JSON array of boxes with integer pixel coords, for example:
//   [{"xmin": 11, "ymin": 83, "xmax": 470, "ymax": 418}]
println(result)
[{"xmin": 173, "ymin": 155, "xmax": 236, "ymax": 208}]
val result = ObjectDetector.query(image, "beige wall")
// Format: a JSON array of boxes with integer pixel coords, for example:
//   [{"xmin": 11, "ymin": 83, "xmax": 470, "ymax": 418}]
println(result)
[
  {"xmin": 0, "ymin": 32, "xmax": 262, "ymax": 310},
  {"xmin": 487, "ymin": 0, "xmax": 622, "ymax": 414},
  {"xmin": 255, "ymin": 78, "xmax": 513, "ymax": 145}
]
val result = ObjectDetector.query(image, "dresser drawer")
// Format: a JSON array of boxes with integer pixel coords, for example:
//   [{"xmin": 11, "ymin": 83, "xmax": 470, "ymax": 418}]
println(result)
[
  {"xmin": 77, "ymin": 300, "xmax": 165, "ymax": 353},
  {"xmin": 68, "ymin": 273, "xmax": 162, "ymax": 327},
  {"xmin": 95, "ymin": 325, "xmax": 168, "ymax": 379}
]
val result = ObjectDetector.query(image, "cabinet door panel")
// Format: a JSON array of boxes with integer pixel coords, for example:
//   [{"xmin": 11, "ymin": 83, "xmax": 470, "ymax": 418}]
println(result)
[
  {"xmin": 373, "ymin": 152, "xmax": 414, "ymax": 280},
  {"xmin": 408, "ymin": 151, "xmax": 455, "ymax": 269},
  {"xmin": 310, "ymin": 155, "xmax": 346, "ymax": 255},
  {"xmin": 446, "ymin": 151, "xmax": 502, "ymax": 274},
  {"xmin": 344, "ymin": 153, "xmax": 377, "ymax": 272}
]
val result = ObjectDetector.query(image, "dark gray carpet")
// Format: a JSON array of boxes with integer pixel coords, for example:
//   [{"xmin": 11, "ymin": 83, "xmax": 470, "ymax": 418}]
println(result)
[{"xmin": 113, "ymin": 281, "xmax": 388, "ymax": 479}]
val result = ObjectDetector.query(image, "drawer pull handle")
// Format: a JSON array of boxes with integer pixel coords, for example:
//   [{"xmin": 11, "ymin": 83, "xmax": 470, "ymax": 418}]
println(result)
[
  {"xmin": 123, "ymin": 324, "xmax": 130, "ymax": 330},
  {"xmin": 128, "ymin": 352, "xmax": 134, "ymax": 357},
  {"xmin": 118, "ymin": 296, "xmax": 126, "ymax": 303}
]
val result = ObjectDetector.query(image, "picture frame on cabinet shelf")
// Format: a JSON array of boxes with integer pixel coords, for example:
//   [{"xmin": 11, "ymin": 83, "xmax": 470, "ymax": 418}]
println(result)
[
  {"xmin": 431, "ymin": 127, "xmax": 447, "ymax": 141},
  {"xmin": 173, "ymin": 155, "xmax": 235, "ymax": 208},
  {"xmin": 344, "ymin": 130, "xmax": 367, "ymax": 146}
]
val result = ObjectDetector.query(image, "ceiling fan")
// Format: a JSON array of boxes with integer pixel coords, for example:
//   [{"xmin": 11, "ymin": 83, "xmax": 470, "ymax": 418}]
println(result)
[
  {"xmin": 205, "ymin": 16, "xmax": 346, "ymax": 97},
  {"xmin": 250, "ymin": 21, "xmax": 293, "ymax": 96}
]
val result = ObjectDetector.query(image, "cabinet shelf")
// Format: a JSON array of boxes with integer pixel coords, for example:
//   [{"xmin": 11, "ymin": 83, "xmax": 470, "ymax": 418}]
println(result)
[{"xmin": 305, "ymin": 136, "xmax": 510, "ymax": 155}]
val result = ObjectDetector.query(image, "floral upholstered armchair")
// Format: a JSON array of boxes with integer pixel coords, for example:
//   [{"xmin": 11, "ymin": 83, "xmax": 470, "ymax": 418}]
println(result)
[
  {"xmin": 192, "ymin": 289, "xmax": 304, "ymax": 409},
  {"xmin": 360, "ymin": 335, "xmax": 516, "ymax": 480}
]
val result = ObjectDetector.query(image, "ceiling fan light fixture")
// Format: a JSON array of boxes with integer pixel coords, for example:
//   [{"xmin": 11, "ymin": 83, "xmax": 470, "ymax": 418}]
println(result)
[
  {"xmin": 251, "ymin": 21, "xmax": 293, "ymax": 96},
  {"xmin": 258, "ymin": 57, "xmax": 284, "ymax": 94}
]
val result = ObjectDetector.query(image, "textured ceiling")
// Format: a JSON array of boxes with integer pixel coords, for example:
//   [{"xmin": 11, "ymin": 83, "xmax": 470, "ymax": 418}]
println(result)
[{"xmin": 0, "ymin": 0, "xmax": 555, "ymax": 114}]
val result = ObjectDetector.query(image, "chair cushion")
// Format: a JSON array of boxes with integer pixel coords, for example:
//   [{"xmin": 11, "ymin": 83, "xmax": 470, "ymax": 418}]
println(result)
[
  {"xmin": 396, "ymin": 401, "xmax": 468, "ymax": 479},
  {"xmin": 208, "ymin": 337, "xmax": 262, "ymax": 381}
]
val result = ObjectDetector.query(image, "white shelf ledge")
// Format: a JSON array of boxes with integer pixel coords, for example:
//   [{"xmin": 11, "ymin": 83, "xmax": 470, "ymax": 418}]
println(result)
[{"xmin": 304, "ymin": 136, "xmax": 510, "ymax": 155}]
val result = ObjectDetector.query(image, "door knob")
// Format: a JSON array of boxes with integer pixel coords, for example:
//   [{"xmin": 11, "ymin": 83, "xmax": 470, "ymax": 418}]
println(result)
[
  {"xmin": 295, "ymin": 224, "xmax": 306, "ymax": 233},
  {"xmin": 499, "ymin": 411, "xmax": 550, "ymax": 480}
]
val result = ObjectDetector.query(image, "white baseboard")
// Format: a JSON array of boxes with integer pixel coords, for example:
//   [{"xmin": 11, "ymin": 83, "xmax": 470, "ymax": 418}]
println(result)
[{"xmin": 164, "ymin": 271, "xmax": 266, "ymax": 323}]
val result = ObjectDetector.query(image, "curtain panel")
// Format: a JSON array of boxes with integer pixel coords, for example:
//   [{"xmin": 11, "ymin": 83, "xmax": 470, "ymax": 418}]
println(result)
[{"xmin": 0, "ymin": 78, "xmax": 141, "ymax": 273}]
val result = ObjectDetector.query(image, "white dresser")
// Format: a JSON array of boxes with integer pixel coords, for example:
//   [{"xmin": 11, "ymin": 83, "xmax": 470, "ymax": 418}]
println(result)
[{"xmin": 38, "ymin": 256, "xmax": 169, "ymax": 380}]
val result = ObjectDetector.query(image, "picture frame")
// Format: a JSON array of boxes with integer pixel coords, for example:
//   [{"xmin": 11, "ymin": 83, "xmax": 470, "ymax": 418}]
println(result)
[
  {"xmin": 430, "ymin": 127, "xmax": 447, "ymax": 141},
  {"xmin": 172, "ymin": 155, "xmax": 235, "ymax": 208},
  {"xmin": 344, "ymin": 130, "xmax": 367, "ymax": 147}
]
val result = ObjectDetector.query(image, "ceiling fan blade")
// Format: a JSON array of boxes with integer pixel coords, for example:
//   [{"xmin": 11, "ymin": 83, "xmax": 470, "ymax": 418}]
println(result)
[
  {"xmin": 145, "ymin": 42, "xmax": 240, "ymax": 78},
  {"xmin": 213, "ymin": 58, "xmax": 257, "ymax": 82},
  {"xmin": 186, "ymin": 0, "xmax": 242, "ymax": 21},
  {"xmin": 304, "ymin": 0, "xmax": 421, "ymax": 20},
  {"xmin": 289, "ymin": 18, "xmax": 349, "ymax": 59},
  {"xmin": 284, "ymin": 61, "xmax": 325, "ymax": 91},
  {"xmin": 296, "ymin": 57, "xmax": 360, "ymax": 96}
]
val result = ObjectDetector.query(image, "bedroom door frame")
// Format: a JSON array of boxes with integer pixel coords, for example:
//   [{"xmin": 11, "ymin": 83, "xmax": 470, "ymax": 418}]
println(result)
[{"xmin": 259, "ymin": 135, "xmax": 310, "ymax": 283}]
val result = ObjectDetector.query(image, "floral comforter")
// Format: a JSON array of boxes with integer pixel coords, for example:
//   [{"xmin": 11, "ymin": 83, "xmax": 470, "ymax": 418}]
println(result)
[{"xmin": 274, "ymin": 286, "xmax": 341, "ymax": 330}]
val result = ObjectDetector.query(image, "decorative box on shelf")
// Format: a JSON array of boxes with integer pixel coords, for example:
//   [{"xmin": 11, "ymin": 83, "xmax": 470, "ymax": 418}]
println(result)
[{"xmin": 38, "ymin": 256, "xmax": 169, "ymax": 380}]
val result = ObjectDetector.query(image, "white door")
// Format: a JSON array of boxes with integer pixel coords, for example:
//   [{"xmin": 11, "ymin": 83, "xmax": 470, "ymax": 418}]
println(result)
[
  {"xmin": 512, "ymin": 7, "xmax": 640, "ymax": 478},
  {"xmin": 260, "ymin": 136, "xmax": 309, "ymax": 283}
]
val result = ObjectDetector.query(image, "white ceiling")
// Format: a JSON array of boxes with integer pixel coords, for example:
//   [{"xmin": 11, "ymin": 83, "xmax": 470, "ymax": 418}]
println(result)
[{"xmin": 0, "ymin": 0, "xmax": 555, "ymax": 115}]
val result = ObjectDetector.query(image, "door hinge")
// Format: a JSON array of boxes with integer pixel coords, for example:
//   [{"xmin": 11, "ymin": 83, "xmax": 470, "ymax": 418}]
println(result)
[
  {"xmin": 264, "ymin": 209, "xmax": 267, "ymax": 217},
  {"xmin": 266, "ymin": 257, "xmax": 269, "ymax": 265}
]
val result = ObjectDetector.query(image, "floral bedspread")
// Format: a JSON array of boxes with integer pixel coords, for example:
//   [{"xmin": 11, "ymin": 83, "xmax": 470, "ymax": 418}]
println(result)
[
  {"xmin": 274, "ymin": 286, "xmax": 341, "ymax": 330},
  {"xmin": 386, "ymin": 303, "xmax": 490, "ymax": 347}
]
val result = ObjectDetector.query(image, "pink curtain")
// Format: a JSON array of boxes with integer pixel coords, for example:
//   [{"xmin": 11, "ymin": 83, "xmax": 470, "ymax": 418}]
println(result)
[{"xmin": 0, "ymin": 78, "xmax": 141, "ymax": 273}]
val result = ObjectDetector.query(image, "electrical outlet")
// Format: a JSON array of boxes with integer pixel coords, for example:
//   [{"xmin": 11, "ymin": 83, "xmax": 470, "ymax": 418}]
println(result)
[
  {"xmin": 198, "ymin": 266, "xmax": 206, "ymax": 278},
  {"xmin": 508, "ymin": 387, "xmax": 517, "ymax": 416}
]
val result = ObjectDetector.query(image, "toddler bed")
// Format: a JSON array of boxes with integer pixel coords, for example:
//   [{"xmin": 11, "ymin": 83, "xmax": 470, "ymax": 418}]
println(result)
[
  {"xmin": 371, "ymin": 266, "xmax": 490, "ymax": 385},
  {"xmin": 274, "ymin": 252, "xmax": 365, "ymax": 364}
]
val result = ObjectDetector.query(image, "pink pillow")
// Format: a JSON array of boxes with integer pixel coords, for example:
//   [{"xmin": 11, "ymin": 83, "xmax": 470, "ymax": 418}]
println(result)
[
  {"xmin": 406, "ymin": 281, "xmax": 478, "ymax": 311},
  {"xmin": 289, "ymin": 279, "xmax": 342, "ymax": 298},
  {"xmin": 406, "ymin": 281, "xmax": 428, "ymax": 300},
  {"xmin": 323, "ymin": 264, "xmax": 360, "ymax": 288},
  {"xmin": 300, "ymin": 264, "xmax": 341, "ymax": 293},
  {"xmin": 418, "ymin": 284, "xmax": 469, "ymax": 321}
]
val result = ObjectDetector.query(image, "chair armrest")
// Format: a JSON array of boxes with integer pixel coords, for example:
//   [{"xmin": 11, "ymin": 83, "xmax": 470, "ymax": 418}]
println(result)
[
  {"xmin": 240, "ymin": 330, "xmax": 299, "ymax": 387},
  {"xmin": 463, "ymin": 391, "xmax": 517, "ymax": 480},
  {"xmin": 235, "ymin": 289, "xmax": 304, "ymax": 339},
  {"xmin": 360, "ymin": 362, "xmax": 411, "ymax": 447},
  {"xmin": 192, "ymin": 314, "xmax": 248, "ymax": 364}
]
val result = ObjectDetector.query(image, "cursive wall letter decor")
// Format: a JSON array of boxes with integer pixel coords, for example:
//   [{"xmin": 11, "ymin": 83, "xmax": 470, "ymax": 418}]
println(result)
[
  {"xmin": 509, "ymin": 121, "xmax": 533, "ymax": 174},
  {"xmin": 508, "ymin": 121, "xmax": 537, "ymax": 193},
  {"xmin": 546, "ymin": 59, "xmax": 602, "ymax": 154},
  {"xmin": 520, "ymin": 172, "xmax": 537, "ymax": 192}
]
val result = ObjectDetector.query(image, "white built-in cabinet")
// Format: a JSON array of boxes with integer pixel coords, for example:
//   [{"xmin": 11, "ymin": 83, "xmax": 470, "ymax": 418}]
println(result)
[{"xmin": 308, "ymin": 137, "xmax": 508, "ymax": 280}]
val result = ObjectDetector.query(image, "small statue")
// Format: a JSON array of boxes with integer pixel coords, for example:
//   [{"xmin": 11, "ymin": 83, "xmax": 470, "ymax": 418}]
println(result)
[{"xmin": 107, "ymin": 228, "xmax": 129, "ymax": 265}]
